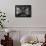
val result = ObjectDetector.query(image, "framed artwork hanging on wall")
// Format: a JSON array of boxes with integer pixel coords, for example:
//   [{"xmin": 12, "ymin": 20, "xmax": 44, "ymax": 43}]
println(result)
[{"xmin": 15, "ymin": 5, "xmax": 32, "ymax": 17}]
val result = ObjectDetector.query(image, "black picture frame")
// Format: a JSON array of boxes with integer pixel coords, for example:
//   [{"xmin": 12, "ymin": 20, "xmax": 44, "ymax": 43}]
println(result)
[{"xmin": 15, "ymin": 5, "xmax": 32, "ymax": 17}]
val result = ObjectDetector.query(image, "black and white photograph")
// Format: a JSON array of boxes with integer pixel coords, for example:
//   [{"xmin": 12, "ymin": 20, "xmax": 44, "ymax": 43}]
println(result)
[
  {"xmin": 0, "ymin": 0, "xmax": 46, "ymax": 46},
  {"xmin": 15, "ymin": 5, "xmax": 31, "ymax": 17}
]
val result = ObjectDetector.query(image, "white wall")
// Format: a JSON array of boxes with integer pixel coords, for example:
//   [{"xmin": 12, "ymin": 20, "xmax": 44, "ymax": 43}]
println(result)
[
  {"xmin": 0, "ymin": 1, "xmax": 46, "ymax": 46},
  {"xmin": 0, "ymin": 0, "xmax": 46, "ymax": 27}
]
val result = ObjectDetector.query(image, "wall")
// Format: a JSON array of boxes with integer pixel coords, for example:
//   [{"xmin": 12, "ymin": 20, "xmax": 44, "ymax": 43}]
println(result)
[
  {"xmin": 0, "ymin": 0, "xmax": 46, "ymax": 46},
  {"xmin": 0, "ymin": 0, "xmax": 46, "ymax": 27}
]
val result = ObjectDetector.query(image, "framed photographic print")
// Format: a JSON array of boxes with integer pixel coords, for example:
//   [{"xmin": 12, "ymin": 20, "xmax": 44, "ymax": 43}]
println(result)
[{"xmin": 15, "ymin": 5, "xmax": 32, "ymax": 17}]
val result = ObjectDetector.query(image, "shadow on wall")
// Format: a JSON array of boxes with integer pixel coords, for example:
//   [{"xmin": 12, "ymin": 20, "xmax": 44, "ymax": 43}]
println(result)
[{"xmin": 13, "ymin": 40, "xmax": 21, "ymax": 46}]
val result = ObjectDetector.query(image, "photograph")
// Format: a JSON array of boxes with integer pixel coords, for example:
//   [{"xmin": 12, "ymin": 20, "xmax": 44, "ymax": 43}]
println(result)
[
  {"xmin": 0, "ymin": 0, "xmax": 46, "ymax": 46},
  {"xmin": 15, "ymin": 5, "xmax": 31, "ymax": 17}
]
